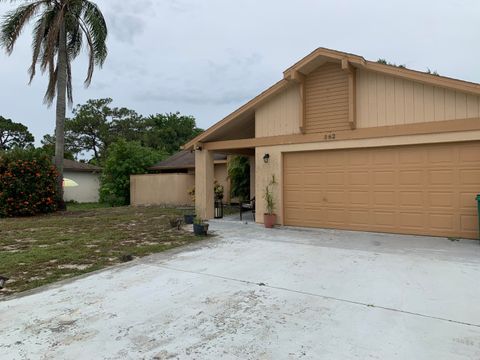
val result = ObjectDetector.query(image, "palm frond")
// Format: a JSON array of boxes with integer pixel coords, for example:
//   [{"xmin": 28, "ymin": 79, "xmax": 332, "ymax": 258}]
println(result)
[{"xmin": 0, "ymin": 1, "xmax": 44, "ymax": 54}]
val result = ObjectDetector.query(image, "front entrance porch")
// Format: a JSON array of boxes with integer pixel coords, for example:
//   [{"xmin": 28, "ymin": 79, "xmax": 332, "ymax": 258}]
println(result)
[{"xmin": 194, "ymin": 147, "xmax": 256, "ymax": 220}]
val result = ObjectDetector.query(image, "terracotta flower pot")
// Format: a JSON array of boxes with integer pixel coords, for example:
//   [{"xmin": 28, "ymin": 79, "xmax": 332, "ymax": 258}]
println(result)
[{"xmin": 264, "ymin": 213, "xmax": 276, "ymax": 228}]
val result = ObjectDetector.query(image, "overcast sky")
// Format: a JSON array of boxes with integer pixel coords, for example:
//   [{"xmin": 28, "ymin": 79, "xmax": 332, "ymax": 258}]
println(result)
[{"xmin": 1, "ymin": 0, "xmax": 479, "ymax": 146}]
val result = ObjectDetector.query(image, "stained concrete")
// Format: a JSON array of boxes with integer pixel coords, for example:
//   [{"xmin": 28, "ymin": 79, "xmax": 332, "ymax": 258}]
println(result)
[{"xmin": 1, "ymin": 221, "xmax": 480, "ymax": 359}]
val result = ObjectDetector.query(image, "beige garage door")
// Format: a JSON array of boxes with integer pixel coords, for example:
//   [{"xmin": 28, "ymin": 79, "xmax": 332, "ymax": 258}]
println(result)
[{"xmin": 283, "ymin": 141, "xmax": 480, "ymax": 239}]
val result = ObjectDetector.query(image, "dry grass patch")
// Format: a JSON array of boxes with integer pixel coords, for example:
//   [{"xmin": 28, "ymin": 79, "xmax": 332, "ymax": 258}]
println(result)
[{"xmin": 0, "ymin": 205, "xmax": 202, "ymax": 297}]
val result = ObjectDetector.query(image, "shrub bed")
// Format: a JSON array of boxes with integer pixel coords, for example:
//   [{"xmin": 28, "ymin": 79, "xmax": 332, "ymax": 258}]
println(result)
[{"xmin": 0, "ymin": 149, "xmax": 58, "ymax": 217}]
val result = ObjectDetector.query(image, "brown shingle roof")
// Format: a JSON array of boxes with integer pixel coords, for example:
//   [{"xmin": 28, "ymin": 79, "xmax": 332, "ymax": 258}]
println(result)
[
  {"xmin": 55, "ymin": 158, "xmax": 102, "ymax": 173},
  {"xmin": 149, "ymin": 150, "xmax": 227, "ymax": 170}
]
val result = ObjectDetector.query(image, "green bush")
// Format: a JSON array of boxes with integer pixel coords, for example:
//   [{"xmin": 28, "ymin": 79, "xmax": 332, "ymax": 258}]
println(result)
[
  {"xmin": 227, "ymin": 156, "xmax": 250, "ymax": 202},
  {"xmin": 0, "ymin": 148, "xmax": 58, "ymax": 217},
  {"xmin": 99, "ymin": 140, "xmax": 164, "ymax": 206}
]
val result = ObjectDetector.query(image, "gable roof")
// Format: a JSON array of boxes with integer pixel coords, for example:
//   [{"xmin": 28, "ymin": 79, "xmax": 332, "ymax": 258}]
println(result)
[
  {"xmin": 62, "ymin": 159, "xmax": 102, "ymax": 173},
  {"xmin": 184, "ymin": 47, "xmax": 480, "ymax": 150},
  {"xmin": 149, "ymin": 150, "xmax": 227, "ymax": 171}
]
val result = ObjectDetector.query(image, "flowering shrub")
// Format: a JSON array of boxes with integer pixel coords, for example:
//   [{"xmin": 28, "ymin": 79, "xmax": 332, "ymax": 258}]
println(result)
[{"xmin": 0, "ymin": 149, "xmax": 58, "ymax": 217}]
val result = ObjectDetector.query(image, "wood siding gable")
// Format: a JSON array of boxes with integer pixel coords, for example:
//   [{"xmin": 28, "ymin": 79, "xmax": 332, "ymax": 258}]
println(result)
[
  {"xmin": 357, "ymin": 69, "xmax": 480, "ymax": 128},
  {"xmin": 304, "ymin": 62, "xmax": 350, "ymax": 134}
]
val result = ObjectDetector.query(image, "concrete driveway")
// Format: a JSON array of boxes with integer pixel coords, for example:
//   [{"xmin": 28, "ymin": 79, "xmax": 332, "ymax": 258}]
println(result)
[{"xmin": 1, "ymin": 221, "xmax": 480, "ymax": 359}]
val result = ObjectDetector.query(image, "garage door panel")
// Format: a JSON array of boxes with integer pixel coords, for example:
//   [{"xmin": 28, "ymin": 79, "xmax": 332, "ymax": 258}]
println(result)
[
  {"xmin": 326, "ymin": 152, "xmax": 346, "ymax": 166},
  {"xmin": 349, "ymin": 172, "xmax": 369, "ymax": 185},
  {"xmin": 428, "ymin": 192, "xmax": 455, "ymax": 208},
  {"xmin": 326, "ymin": 191, "xmax": 347, "ymax": 206},
  {"xmin": 399, "ymin": 191, "xmax": 424, "ymax": 207},
  {"xmin": 429, "ymin": 214, "xmax": 454, "ymax": 231},
  {"xmin": 459, "ymin": 169, "xmax": 480, "ymax": 185},
  {"xmin": 284, "ymin": 190, "xmax": 302, "ymax": 204},
  {"xmin": 284, "ymin": 173, "xmax": 303, "ymax": 186},
  {"xmin": 326, "ymin": 172, "xmax": 345, "ymax": 185},
  {"xmin": 350, "ymin": 191, "xmax": 370, "ymax": 205},
  {"xmin": 427, "ymin": 147, "xmax": 455, "ymax": 163},
  {"xmin": 303, "ymin": 191, "xmax": 325, "ymax": 204},
  {"xmin": 428, "ymin": 170, "xmax": 455, "ymax": 186},
  {"xmin": 373, "ymin": 191, "xmax": 396, "ymax": 206},
  {"xmin": 304, "ymin": 173, "xmax": 325, "ymax": 186},
  {"xmin": 460, "ymin": 214, "xmax": 477, "ymax": 232},
  {"xmin": 348, "ymin": 152, "xmax": 369, "ymax": 166},
  {"xmin": 399, "ymin": 148, "xmax": 425, "ymax": 165},
  {"xmin": 303, "ymin": 208, "xmax": 325, "ymax": 222},
  {"xmin": 326, "ymin": 208, "xmax": 346, "ymax": 224},
  {"xmin": 283, "ymin": 141, "xmax": 480, "ymax": 239},
  {"xmin": 459, "ymin": 145, "xmax": 480, "ymax": 162},
  {"xmin": 349, "ymin": 210, "xmax": 371, "ymax": 226},
  {"xmin": 398, "ymin": 212, "xmax": 425, "ymax": 229},
  {"xmin": 399, "ymin": 170, "xmax": 424, "ymax": 185},
  {"xmin": 372, "ymin": 211, "xmax": 396, "ymax": 227},
  {"xmin": 284, "ymin": 207, "xmax": 303, "ymax": 222},
  {"xmin": 373, "ymin": 150, "xmax": 396, "ymax": 165},
  {"xmin": 373, "ymin": 171, "xmax": 396, "ymax": 185},
  {"xmin": 459, "ymin": 192, "xmax": 477, "ymax": 209}
]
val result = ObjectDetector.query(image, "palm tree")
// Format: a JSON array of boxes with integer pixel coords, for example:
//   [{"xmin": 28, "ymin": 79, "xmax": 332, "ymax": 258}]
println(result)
[{"xmin": 0, "ymin": 0, "xmax": 107, "ymax": 209}]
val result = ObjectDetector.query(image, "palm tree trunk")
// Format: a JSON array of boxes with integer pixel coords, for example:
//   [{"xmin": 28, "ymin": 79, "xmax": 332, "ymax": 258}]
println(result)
[{"xmin": 54, "ymin": 22, "xmax": 67, "ymax": 211}]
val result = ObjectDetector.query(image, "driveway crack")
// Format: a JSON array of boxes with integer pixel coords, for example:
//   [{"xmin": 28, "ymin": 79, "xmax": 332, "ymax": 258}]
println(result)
[{"xmin": 151, "ymin": 264, "xmax": 480, "ymax": 329}]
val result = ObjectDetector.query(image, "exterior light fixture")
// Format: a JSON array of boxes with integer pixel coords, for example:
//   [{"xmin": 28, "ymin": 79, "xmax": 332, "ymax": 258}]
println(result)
[
  {"xmin": 263, "ymin": 153, "xmax": 270, "ymax": 163},
  {"xmin": 0, "ymin": 276, "xmax": 8, "ymax": 289}
]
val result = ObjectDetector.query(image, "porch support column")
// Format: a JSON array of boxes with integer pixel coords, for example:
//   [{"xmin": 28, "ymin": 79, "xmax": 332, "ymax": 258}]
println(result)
[
  {"xmin": 195, "ymin": 146, "xmax": 214, "ymax": 219},
  {"xmin": 249, "ymin": 156, "xmax": 255, "ymax": 200}
]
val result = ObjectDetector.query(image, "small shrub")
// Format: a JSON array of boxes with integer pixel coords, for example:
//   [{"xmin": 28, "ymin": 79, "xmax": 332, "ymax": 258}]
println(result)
[
  {"xmin": 168, "ymin": 215, "xmax": 182, "ymax": 230},
  {"xmin": 99, "ymin": 139, "xmax": 164, "ymax": 206},
  {"xmin": 0, "ymin": 148, "xmax": 58, "ymax": 217}
]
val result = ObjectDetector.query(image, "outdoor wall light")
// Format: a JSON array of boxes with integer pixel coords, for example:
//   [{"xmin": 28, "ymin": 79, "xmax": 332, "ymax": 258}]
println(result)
[
  {"xmin": 263, "ymin": 153, "xmax": 270, "ymax": 163},
  {"xmin": 0, "ymin": 276, "xmax": 8, "ymax": 289}
]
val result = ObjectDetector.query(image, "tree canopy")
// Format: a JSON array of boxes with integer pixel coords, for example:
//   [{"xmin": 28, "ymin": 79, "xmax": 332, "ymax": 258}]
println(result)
[
  {"xmin": 0, "ymin": 116, "xmax": 34, "ymax": 150},
  {"xmin": 143, "ymin": 112, "xmax": 203, "ymax": 154},
  {"xmin": 48, "ymin": 98, "xmax": 204, "ymax": 162}
]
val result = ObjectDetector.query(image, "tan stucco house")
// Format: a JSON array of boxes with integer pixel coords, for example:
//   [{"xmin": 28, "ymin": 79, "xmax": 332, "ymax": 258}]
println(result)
[
  {"xmin": 185, "ymin": 48, "xmax": 480, "ymax": 239},
  {"xmin": 130, "ymin": 150, "xmax": 230, "ymax": 206}
]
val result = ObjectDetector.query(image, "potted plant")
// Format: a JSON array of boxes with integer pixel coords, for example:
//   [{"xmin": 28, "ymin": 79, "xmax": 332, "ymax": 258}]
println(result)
[
  {"xmin": 193, "ymin": 216, "xmax": 209, "ymax": 236},
  {"xmin": 168, "ymin": 215, "xmax": 183, "ymax": 230},
  {"xmin": 184, "ymin": 186, "xmax": 196, "ymax": 224},
  {"xmin": 263, "ymin": 175, "xmax": 277, "ymax": 228}
]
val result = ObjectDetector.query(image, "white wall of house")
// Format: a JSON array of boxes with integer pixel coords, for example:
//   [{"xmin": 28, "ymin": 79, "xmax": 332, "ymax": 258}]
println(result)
[{"xmin": 64, "ymin": 171, "xmax": 101, "ymax": 203}]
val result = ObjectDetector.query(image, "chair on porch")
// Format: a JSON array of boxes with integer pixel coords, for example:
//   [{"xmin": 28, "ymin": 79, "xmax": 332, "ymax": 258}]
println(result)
[{"xmin": 240, "ymin": 197, "xmax": 255, "ymax": 221}]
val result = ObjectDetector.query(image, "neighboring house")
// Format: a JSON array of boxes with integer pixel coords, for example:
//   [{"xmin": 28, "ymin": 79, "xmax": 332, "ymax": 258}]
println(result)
[
  {"xmin": 62, "ymin": 159, "xmax": 101, "ymax": 203},
  {"xmin": 185, "ymin": 47, "xmax": 480, "ymax": 239},
  {"xmin": 130, "ymin": 150, "xmax": 230, "ymax": 206}
]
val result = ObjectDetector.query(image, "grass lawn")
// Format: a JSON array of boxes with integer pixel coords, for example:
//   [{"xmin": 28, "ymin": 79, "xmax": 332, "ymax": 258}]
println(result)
[{"xmin": 0, "ymin": 205, "xmax": 204, "ymax": 298}]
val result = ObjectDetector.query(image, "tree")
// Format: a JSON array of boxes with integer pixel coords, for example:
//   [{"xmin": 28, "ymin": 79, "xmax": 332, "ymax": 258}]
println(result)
[
  {"xmin": 99, "ymin": 140, "xmax": 165, "ymax": 206},
  {"xmin": 143, "ymin": 112, "xmax": 203, "ymax": 155},
  {"xmin": 0, "ymin": 0, "xmax": 108, "ymax": 209},
  {"xmin": 0, "ymin": 116, "xmax": 34, "ymax": 150},
  {"xmin": 227, "ymin": 156, "xmax": 250, "ymax": 202},
  {"xmin": 66, "ymin": 98, "xmax": 144, "ymax": 162},
  {"xmin": 40, "ymin": 134, "xmax": 76, "ymax": 160},
  {"xmin": 66, "ymin": 98, "xmax": 114, "ymax": 161}
]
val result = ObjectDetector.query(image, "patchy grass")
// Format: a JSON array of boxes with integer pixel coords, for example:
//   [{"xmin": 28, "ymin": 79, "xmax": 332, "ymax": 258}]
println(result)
[
  {"xmin": 0, "ymin": 206, "xmax": 205, "ymax": 297},
  {"xmin": 65, "ymin": 202, "xmax": 111, "ymax": 211}
]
